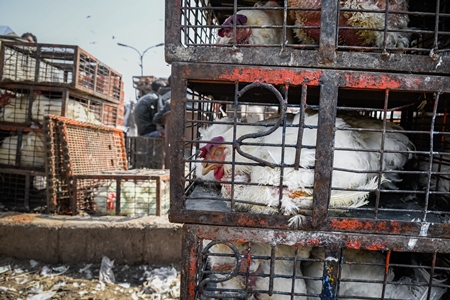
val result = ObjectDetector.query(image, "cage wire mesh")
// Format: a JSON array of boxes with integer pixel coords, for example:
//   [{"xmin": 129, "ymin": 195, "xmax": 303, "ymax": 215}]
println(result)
[
  {"xmin": 175, "ymin": 0, "xmax": 450, "ymax": 53},
  {"xmin": 183, "ymin": 225, "xmax": 450, "ymax": 300},
  {"xmin": 169, "ymin": 64, "xmax": 450, "ymax": 235},
  {"xmin": 0, "ymin": 171, "xmax": 47, "ymax": 212},
  {"xmin": 0, "ymin": 42, "xmax": 123, "ymax": 102},
  {"xmin": 43, "ymin": 115, "xmax": 128, "ymax": 214},
  {"xmin": 0, "ymin": 85, "xmax": 120, "ymax": 126},
  {"xmin": 72, "ymin": 170, "xmax": 170, "ymax": 217},
  {"xmin": 0, "ymin": 128, "xmax": 45, "ymax": 170}
]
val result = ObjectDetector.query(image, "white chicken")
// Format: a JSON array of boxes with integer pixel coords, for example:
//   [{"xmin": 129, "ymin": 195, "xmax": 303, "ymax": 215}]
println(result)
[
  {"xmin": 0, "ymin": 131, "xmax": 46, "ymax": 168},
  {"xmin": 198, "ymin": 110, "xmax": 414, "ymax": 227},
  {"xmin": 31, "ymin": 93, "xmax": 100, "ymax": 125},
  {"xmin": 287, "ymin": 0, "xmax": 410, "ymax": 48},
  {"xmin": 93, "ymin": 177, "xmax": 166, "ymax": 217},
  {"xmin": 0, "ymin": 93, "xmax": 30, "ymax": 123},
  {"xmin": 205, "ymin": 241, "xmax": 311, "ymax": 299},
  {"xmin": 216, "ymin": 0, "xmax": 294, "ymax": 45},
  {"xmin": 303, "ymin": 247, "xmax": 447, "ymax": 299}
]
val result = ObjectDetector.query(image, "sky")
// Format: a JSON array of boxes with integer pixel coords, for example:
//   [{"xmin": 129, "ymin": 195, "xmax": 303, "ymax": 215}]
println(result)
[{"xmin": 0, "ymin": 0, "xmax": 171, "ymax": 103}]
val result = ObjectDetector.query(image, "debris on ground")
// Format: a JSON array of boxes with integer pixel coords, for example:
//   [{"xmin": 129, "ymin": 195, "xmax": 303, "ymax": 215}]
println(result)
[{"xmin": 0, "ymin": 256, "xmax": 180, "ymax": 299}]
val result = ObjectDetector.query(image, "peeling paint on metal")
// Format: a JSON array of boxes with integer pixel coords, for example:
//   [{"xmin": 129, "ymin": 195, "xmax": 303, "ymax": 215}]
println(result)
[
  {"xmin": 325, "ymin": 256, "xmax": 338, "ymax": 262},
  {"xmin": 419, "ymin": 222, "xmax": 430, "ymax": 237},
  {"xmin": 218, "ymin": 68, "xmax": 322, "ymax": 86},
  {"xmin": 408, "ymin": 238, "xmax": 417, "ymax": 250},
  {"xmin": 231, "ymin": 52, "xmax": 244, "ymax": 63}
]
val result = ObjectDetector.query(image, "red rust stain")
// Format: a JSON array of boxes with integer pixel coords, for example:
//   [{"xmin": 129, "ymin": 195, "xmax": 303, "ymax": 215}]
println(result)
[
  {"xmin": 297, "ymin": 238, "xmax": 321, "ymax": 247},
  {"xmin": 330, "ymin": 219, "xmax": 413, "ymax": 235},
  {"xmin": 330, "ymin": 219, "xmax": 365, "ymax": 230},
  {"xmin": 346, "ymin": 240, "xmax": 361, "ymax": 249},
  {"xmin": 343, "ymin": 74, "xmax": 422, "ymax": 90},
  {"xmin": 218, "ymin": 68, "xmax": 322, "ymax": 86},
  {"xmin": 5, "ymin": 214, "xmax": 35, "ymax": 223},
  {"xmin": 365, "ymin": 243, "xmax": 387, "ymax": 251},
  {"xmin": 385, "ymin": 251, "xmax": 391, "ymax": 274}
]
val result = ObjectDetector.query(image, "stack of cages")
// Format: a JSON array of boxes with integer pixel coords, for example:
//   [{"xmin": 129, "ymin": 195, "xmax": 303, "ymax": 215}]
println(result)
[
  {"xmin": 166, "ymin": 0, "xmax": 450, "ymax": 298},
  {"xmin": 0, "ymin": 41, "xmax": 124, "ymax": 213}
]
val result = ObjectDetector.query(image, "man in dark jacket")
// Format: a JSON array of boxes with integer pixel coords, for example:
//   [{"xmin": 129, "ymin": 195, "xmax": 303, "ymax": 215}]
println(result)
[{"xmin": 134, "ymin": 79, "xmax": 166, "ymax": 137}]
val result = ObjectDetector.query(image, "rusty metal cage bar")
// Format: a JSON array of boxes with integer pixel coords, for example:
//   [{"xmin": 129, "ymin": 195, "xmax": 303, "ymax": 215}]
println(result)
[
  {"xmin": 181, "ymin": 224, "xmax": 450, "ymax": 299},
  {"xmin": 43, "ymin": 115, "xmax": 128, "ymax": 214},
  {"xmin": 165, "ymin": 0, "xmax": 450, "ymax": 74},
  {"xmin": 168, "ymin": 62, "xmax": 450, "ymax": 237},
  {"xmin": 0, "ymin": 42, "xmax": 123, "ymax": 103},
  {"xmin": 71, "ymin": 170, "xmax": 170, "ymax": 216}
]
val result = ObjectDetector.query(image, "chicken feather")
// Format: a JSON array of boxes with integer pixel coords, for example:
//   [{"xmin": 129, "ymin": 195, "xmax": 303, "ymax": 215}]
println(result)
[{"xmin": 288, "ymin": 0, "xmax": 410, "ymax": 48}]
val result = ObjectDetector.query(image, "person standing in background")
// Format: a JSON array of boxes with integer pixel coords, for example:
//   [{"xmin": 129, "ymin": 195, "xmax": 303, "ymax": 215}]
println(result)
[
  {"xmin": 134, "ymin": 79, "xmax": 166, "ymax": 137},
  {"xmin": 21, "ymin": 32, "xmax": 37, "ymax": 43}
]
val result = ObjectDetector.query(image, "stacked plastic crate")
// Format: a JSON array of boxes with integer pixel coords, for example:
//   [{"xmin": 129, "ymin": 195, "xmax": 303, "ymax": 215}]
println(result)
[
  {"xmin": 0, "ymin": 41, "xmax": 124, "ymax": 212},
  {"xmin": 166, "ymin": 0, "xmax": 450, "ymax": 299}
]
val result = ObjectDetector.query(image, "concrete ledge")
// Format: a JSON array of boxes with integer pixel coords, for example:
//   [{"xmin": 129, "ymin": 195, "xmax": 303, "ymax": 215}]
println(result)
[{"xmin": 0, "ymin": 213, "xmax": 183, "ymax": 266}]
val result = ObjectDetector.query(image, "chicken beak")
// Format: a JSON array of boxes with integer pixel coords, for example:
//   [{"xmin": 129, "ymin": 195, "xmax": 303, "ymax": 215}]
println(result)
[{"xmin": 201, "ymin": 162, "xmax": 218, "ymax": 175}]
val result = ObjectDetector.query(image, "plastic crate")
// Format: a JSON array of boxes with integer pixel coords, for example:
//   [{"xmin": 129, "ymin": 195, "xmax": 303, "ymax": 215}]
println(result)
[
  {"xmin": 71, "ymin": 169, "xmax": 170, "ymax": 216},
  {"xmin": 180, "ymin": 224, "xmax": 450, "ymax": 300},
  {"xmin": 165, "ymin": 0, "xmax": 450, "ymax": 74},
  {"xmin": 168, "ymin": 62, "xmax": 450, "ymax": 237},
  {"xmin": 0, "ymin": 42, "xmax": 123, "ymax": 103}
]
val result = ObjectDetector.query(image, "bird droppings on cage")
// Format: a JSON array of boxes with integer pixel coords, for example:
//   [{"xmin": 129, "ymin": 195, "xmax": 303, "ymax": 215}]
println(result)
[
  {"xmin": 169, "ymin": 66, "xmax": 450, "ymax": 234},
  {"xmin": 182, "ymin": 225, "xmax": 450, "ymax": 300}
]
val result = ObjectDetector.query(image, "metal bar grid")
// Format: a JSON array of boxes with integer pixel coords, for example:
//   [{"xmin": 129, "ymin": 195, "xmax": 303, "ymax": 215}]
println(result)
[
  {"xmin": 71, "ymin": 169, "xmax": 170, "ymax": 216},
  {"xmin": 43, "ymin": 115, "xmax": 128, "ymax": 214},
  {"xmin": 165, "ymin": 0, "xmax": 450, "ymax": 74},
  {"xmin": 168, "ymin": 62, "xmax": 450, "ymax": 238},
  {"xmin": 181, "ymin": 224, "xmax": 450, "ymax": 300},
  {"xmin": 0, "ymin": 41, "xmax": 123, "ymax": 103}
]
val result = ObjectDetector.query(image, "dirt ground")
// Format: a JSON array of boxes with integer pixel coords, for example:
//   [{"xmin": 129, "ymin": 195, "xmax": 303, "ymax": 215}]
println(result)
[{"xmin": 0, "ymin": 256, "xmax": 180, "ymax": 300}]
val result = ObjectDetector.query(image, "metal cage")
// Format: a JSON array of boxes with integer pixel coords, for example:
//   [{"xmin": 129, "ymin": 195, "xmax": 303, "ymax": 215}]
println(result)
[
  {"xmin": 165, "ymin": 0, "xmax": 450, "ymax": 74},
  {"xmin": 0, "ymin": 42, "xmax": 123, "ymax": 103},
  {"xmin": 181, "ymin": 224, "xmax": 450, "ymax": 299},
  {"xmin": 168, "ymin": 62, "xmax": 450, "ymax": 237},
  {"xmin": 0, "ymin": 84, "xmax": 121, "ymax": 127}
]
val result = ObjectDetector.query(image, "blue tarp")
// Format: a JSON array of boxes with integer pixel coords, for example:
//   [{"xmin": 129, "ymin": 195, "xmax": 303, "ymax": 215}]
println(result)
[{"xmin": 0, "ymin": 25, "xmax": 16, "ymax": 36}]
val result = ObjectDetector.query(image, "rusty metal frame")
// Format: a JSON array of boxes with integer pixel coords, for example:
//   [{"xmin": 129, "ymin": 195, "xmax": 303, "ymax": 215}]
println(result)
[
  {"xmin": 165, "ymin": 0, "xmax": 450, "ymax": 74},
  {"xmin": 72, "ymin": 170, "xmax": 170, "ymax": 216},
  {"xmin": 181, "ymin": 224, "xmax": 450, "ymax": 300},
  {"xmin": 0, "ymin": 42, "xmax": 123, "ymax": 103},
  {"xmin": 168, "ymin": 62, "xmax": 450, "ymax": 238}
]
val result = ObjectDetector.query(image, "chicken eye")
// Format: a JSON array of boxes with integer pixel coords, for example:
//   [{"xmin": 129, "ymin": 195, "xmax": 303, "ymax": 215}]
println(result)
[{"xmin": 212, "ymin": 147, "xmax": 223, "ymax": 157}]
